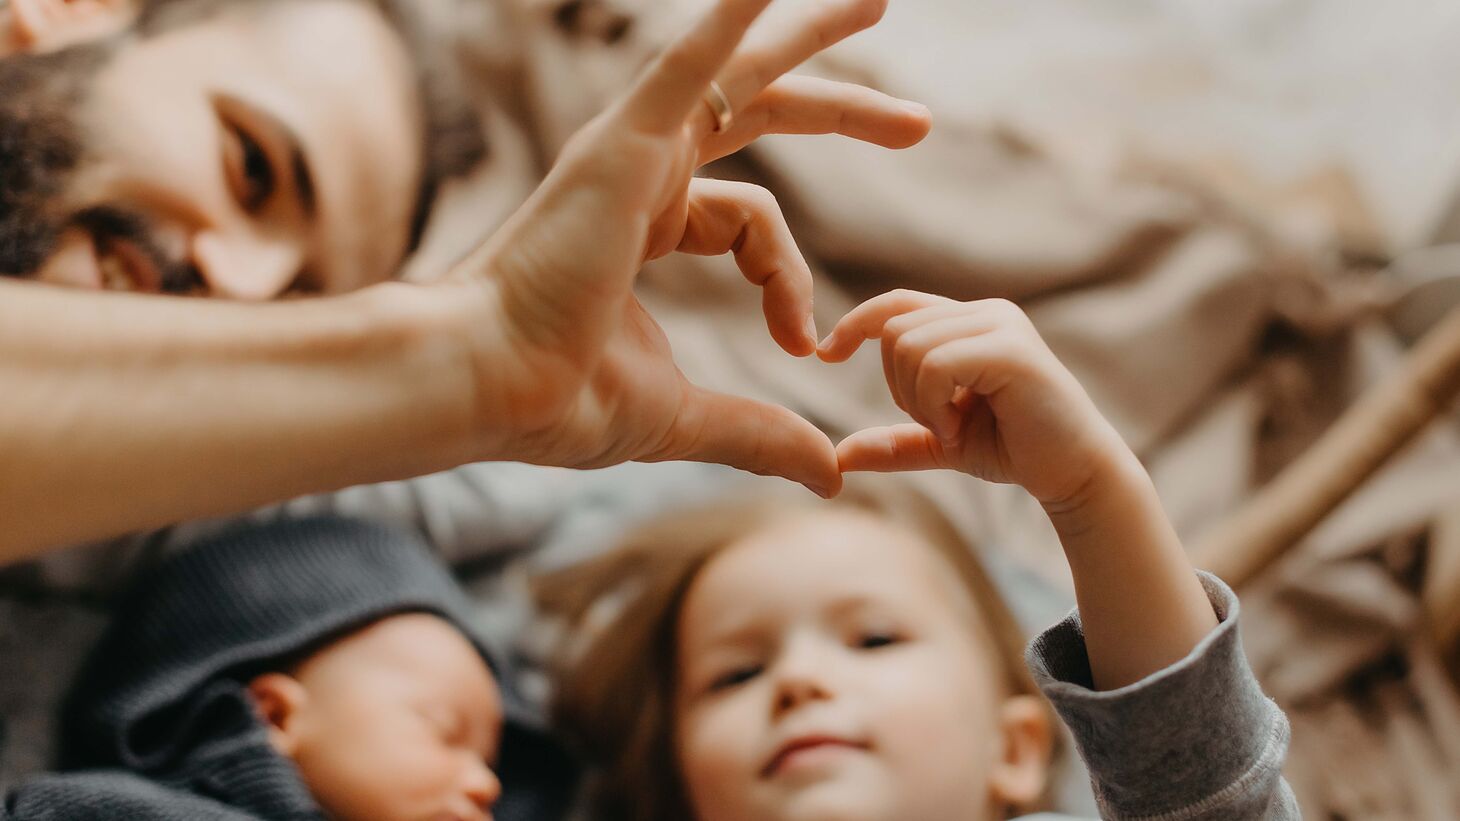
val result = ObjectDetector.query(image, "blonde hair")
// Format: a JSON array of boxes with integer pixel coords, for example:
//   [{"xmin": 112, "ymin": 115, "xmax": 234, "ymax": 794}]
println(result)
[{"xmin": 534, "ymin": 476, "xmax": 1052, "ymax": 821}]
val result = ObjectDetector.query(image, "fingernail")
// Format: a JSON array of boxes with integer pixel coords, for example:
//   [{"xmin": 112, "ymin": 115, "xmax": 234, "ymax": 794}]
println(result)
[
  {"xmin": 806, "ymin": 484, "xmax": 832, "ymax": 500},
  {"xmin": 902, "ymin": 100, "xmax": 930, "ymax": 117},
  {"xmin": 816, "ymin": 331, "xmax": 834, "ymax": 354},
  {"xmin": 804, "ymin": 316, "xmax": 818, "ymax": 346}
]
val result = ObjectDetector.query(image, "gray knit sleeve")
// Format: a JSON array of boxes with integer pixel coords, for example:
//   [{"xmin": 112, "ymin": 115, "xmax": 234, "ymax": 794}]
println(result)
[{"xmin": 1026, "ymin": 572, "xmax": 1299, "ymax": 820}]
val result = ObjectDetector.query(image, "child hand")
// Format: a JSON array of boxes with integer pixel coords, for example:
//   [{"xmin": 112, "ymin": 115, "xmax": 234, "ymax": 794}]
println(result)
[
  {"xmin": 820, "ymin": 290, "xmax": 1132, "ymax": 511},
  {"xmin": 826, "ymin": 290, "xmax": 1223, "ymax": 693}
]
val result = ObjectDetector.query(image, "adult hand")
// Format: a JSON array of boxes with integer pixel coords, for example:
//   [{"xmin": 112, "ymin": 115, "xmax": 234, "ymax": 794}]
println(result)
[{"xmin": 444, "ymin": 0, "xmax": 930, "ymax": 498}]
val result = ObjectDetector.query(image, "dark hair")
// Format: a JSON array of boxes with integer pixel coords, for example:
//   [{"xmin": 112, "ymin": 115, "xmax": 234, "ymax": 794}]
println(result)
[{"xmin": 0, "ymin": 46, "xmax": 99, "ymax": 275}]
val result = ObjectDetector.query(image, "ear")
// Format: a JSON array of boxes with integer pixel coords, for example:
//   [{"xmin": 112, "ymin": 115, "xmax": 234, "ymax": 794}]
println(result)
[
  {"xmin": 987, "ymin": 695, "xmax": 1054, "ymax": 811},
  {"xmin": 6, "ymin": 0, "xmax": 137, "ymax": 54},
  {"xmin": 247, "ymin": 672, "xmax": 311, "ymax": 759}
]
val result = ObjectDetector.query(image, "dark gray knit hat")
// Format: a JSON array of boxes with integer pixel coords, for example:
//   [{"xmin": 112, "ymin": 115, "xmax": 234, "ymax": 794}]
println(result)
[{"xmin": 59, "ymin": 516, "xmax": 575, "ymax": 821}]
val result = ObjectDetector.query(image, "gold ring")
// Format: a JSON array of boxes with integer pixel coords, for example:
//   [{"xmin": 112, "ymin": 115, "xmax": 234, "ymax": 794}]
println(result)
[{"xmin": 703, "ymin": 80, "xmax": 733, "ymax": 134}]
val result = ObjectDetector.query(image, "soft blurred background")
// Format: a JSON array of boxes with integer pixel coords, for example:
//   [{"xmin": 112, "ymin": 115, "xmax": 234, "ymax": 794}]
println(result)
[{"xmin": 4, "ymin": 0, "xmax": 1460, "ymax": 816}]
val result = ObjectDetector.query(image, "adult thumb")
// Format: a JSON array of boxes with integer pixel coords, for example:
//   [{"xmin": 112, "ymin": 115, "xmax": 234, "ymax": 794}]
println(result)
[{"xmin": 655, "ymin": 385, "xmax": 842, "ymax": 498}]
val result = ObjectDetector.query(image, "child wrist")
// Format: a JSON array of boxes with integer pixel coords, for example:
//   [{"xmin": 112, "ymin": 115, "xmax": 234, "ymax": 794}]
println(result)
[{"xmin": 1040, "ymin": 445, "xmax": 1153, "ymax": 538}]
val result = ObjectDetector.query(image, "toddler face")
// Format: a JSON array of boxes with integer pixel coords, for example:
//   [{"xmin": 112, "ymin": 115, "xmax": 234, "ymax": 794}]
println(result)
[
  {"xmin": 250, "ymin": 613, "xmax": 503, "ymax": 821},
  {"xmin": 672, "ymin": 511, "xmax": 1019, "ymax": 821}
]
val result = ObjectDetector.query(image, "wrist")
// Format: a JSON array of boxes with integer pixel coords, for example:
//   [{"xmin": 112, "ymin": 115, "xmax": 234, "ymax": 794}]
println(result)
[
  {"xmin": 1041, "ymin": 443, "xmax": 1157, "ymax": 543},
  {"xmin": 355, "ymin": 281, "xmax": 482, "ymax": 472}
]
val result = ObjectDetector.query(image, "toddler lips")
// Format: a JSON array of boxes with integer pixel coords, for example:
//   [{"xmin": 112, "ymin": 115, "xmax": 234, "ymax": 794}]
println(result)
[{"xmin": 760, "ymin": 734, "xmax": 870, "ymax": 778}]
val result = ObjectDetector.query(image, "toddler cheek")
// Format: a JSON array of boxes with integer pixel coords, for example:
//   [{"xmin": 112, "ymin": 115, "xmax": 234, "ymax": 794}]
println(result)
[{"xmin": 680, "ymin": 714, "xmax": 765, "ymax": 813}]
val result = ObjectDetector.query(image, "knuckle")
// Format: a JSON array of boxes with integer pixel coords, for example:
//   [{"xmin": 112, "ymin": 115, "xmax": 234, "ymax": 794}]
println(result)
[
  {"xmin": 924, "ymin": 343, "xmax": 958, "ymax": 373},
  {"xmin": 741, "ymin": 183, "xmax": 780, "ymax": 216},
  {"xmin": 883, "ymin": 313, "xmax": 917, "ymax": 340},
  {"xmin": 989, "ymin": 297, "xmax": 1033, "ymax": 327},
  {"xmin": 983, "ymin": 297, "xmax": 1019, "ymax": 316}
]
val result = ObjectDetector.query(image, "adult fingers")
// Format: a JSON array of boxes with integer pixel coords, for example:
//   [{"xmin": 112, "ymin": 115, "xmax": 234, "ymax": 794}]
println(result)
[
  {"xmin": 620, "ymin": 0, "xmax": 772, "ymax": 136},
  {"xmin": 659, "ymin": 384, "xmax": 843, "ymax": 498},
  {"xmin": 698, "ymin": 75, "xmax": 931, "ymax": 165},
  {"xmin": 704, "ymin": 0, "xmax": 889, "ymax": 136},
  {"xmin": 836, "ymin": 423, "xmax": 952, "ymax": 473},
  {"xmin": 678, "ymin": 179, "xmax": 817, "ymax": 357}
]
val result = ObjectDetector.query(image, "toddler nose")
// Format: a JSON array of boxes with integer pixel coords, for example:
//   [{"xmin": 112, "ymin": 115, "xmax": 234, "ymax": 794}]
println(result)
[{"xmin": 772, "ymin": 665, "xmax": 834, "ymax": 716}]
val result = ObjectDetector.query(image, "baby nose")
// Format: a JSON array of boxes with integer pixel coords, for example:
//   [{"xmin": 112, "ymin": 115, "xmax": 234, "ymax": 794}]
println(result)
[{"xmin": 463, "ymin": 759, "xmax": 502, "ymax": 811}]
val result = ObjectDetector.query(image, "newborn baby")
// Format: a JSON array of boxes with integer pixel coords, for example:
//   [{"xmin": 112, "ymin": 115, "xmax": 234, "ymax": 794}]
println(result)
[{"xmin": 4, "ymin": 517, "xmax": 574, "ymax": 821}]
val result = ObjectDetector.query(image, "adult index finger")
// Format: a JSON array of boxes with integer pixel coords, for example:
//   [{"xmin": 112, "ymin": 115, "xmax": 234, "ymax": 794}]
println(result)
[{"xmin": 619, "ymin": 0, "xmax": 773, "ymax": 136}]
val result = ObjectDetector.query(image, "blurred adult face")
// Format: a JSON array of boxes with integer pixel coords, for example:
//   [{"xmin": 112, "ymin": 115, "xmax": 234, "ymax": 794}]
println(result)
[{"xmin": 0, "ymin": 0, "xmax": 424, "ymax": 298}]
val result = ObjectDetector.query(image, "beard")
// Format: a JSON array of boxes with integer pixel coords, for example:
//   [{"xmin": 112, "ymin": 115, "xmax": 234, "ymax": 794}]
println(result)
[{"xmin": 0, "ymin": 44, "xmax": 107, "ymax": 277}]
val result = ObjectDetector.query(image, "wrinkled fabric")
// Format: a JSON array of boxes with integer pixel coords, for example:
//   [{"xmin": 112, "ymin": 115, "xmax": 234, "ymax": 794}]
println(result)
[
  {"xmin": 4, "ymin": 0, "xmax": 1460, "ymax": 815},
  {"xmin": 1029, "ymin": 573, "xmax": 1297, "ymax": 820}
]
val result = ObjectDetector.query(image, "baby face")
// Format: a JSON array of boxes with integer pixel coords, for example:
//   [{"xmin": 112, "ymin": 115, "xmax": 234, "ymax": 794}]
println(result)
[
  {"xmin": 251, "ymin": 613, "xmax": 503, "ymax": 821},
  {"xmin": 672, "ymin": 511, "xmax": 1014, "ymax": 821}
]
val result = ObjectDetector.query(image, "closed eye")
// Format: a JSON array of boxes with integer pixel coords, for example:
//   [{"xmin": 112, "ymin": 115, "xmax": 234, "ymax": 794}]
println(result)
[
  {"xmin": 709, "ymin": 664, "xmax": 763, "ymax": 693},
  {"xmin": 856, "ymin": 631, "xmax": 902, "ymax": 650}
]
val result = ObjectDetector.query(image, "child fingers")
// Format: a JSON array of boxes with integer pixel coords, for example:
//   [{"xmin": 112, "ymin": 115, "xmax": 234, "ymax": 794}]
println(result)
[
  {"xmin": 913, "ymin": 332, "xmax": 1026, "ymax": 439},
  {"xmin": 817, "ymin": 289, "xmax": 955, "ymax": 362},
  {"xmin": 697, "ymin": 76, "xmax": 931, "ymax": 166},
  {"xmin": 878, "ymin": 304, "xmax": 979, "ymax": 417},
  {"xmin": 620, "ymin": 0, "xmax": 772, "ymax": 136},
  {"xmin": 678, "ymin": 179, "xmax": 817, "ymax": 357},
  {"xmin": 888, "ymin": 314, "xmax": 1004, "ymax": 438},
  {"xmin": 665, "ymin": 384, "xmax": 843, "ymax": 498},
  {"xmin": 836, "ymin": 423, "xmax": 951, "ymax": 473}
]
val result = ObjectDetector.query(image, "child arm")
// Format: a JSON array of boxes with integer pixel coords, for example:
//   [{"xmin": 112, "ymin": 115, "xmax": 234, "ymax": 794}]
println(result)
[
  {"xmin": 824, "ymin": 291, "xmax": 1299, "ymax": 818},
  {"xmin": 819, "ymin": 290, "xmax": 1214, "ymax": 689}
]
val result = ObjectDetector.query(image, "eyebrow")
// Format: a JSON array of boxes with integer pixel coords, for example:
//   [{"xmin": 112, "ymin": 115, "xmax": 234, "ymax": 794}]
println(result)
[
  {"xmin": 693, "ymin": 594, "xmax": 899, "ymax": 647},
  {"xmin": 223, "ymin": 93, "xmax": 317, "ymax": 219}
]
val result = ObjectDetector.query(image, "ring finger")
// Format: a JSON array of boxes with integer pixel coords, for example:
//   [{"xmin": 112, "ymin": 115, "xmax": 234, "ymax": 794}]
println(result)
[{"xmin": 692, "ymin": 0, "xmax": 891, "ymax": 137}]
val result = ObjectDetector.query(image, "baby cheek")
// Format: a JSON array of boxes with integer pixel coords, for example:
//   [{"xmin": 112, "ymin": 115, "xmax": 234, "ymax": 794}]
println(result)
[{"xmin": 329, "ymin": 721, "xmax": 461, "ymax": 815}]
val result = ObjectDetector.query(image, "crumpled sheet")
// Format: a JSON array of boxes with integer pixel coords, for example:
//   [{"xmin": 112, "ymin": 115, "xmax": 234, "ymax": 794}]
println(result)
[{"xmin": 5, "ymin": 0, "xmax": 1460, "ymax": 815}]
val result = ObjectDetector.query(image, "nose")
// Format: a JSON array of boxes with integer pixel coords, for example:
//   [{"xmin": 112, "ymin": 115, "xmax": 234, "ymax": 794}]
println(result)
[
  {"xmin": 462, "ymin": 758, "xmax": 502, "ymax": 812},
  {"xmin": 771, "ymin": 639, "xmax": 835, "ymax": 718},
  {"xmin": 190, "ymin": 229, "xmax": 304, "ymax": 301}
]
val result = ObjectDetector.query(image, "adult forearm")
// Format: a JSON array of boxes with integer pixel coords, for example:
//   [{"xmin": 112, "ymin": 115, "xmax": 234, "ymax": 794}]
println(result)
[
  {"xmin": 0, "ymin": 281, "xmax": 475, "ymax": 564},
  {"xmin": 1044, "ymin": 452, "xmax": 1219, "ymax": 691}
]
